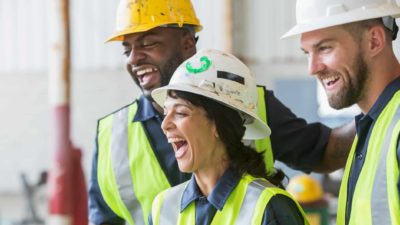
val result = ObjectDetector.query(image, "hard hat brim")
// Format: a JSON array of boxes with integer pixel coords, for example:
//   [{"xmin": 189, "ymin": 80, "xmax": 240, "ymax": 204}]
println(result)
[
  {"xmin": 105, "ymin": 23, "xmax": 203, "ymax": 43},
  {"xmin": 281, "ymin": 6, "xmax": 400, "ymax": 39},
  {"xmin": 152, "ymin": 84, "xmax": 271, "ymax": 140}
]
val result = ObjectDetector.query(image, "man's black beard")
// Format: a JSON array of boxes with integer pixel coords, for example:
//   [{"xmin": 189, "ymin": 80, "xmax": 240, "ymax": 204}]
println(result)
[
  {"xmin": 160, "ymin": 52, "xmax": 185, "ymax": 87},
  {"xmin": 143, "ymin": 51, "xmax": 185, "ymax": 100}
]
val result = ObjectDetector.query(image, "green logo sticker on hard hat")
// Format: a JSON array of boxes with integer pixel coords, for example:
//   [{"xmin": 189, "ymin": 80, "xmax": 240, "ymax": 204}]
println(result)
[{"xmin": 186, "ymin": 56, "xmax": 211, "ymax": 74}]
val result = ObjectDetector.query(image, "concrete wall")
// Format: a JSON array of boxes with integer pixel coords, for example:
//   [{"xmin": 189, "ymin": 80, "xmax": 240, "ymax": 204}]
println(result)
[{"xmin": 0, "ymin": 69, "xmax": 138, "ymax": 222}]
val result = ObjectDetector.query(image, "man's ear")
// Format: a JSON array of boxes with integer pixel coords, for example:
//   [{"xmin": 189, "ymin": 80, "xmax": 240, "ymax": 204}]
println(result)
[
  {"xmin": 367, "ymin": 25, "xmax": 386, "ymax": 57},
  {"xmin": 181, "ymin": 32, "xmax": 197, "ymax": 58}
]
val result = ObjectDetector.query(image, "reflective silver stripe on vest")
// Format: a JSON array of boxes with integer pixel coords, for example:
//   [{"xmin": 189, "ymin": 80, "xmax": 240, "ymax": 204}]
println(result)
[
  {"xmin": 159, "ymin": 179, "xmax": 273, "ymax": 225},
  {"xmin": 235, "ymin": 179, "xmax": 274, "ymax": 225},
  {"xmin": 371, "ymin": 105, "xmax": 400, "ymax": 225},
  {"xmin": 111, "ymin": 107, "xmax": 145, "ymax": 225},
  {"xmin": 159, "ymin": 182, "xmax": 188, "ymax": 225}
]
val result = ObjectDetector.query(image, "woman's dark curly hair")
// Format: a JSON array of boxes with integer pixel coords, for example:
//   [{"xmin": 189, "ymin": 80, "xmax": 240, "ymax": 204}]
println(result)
[{"xmin": 168, "ymin": 90, "xmax": 285, "ymax": 188}]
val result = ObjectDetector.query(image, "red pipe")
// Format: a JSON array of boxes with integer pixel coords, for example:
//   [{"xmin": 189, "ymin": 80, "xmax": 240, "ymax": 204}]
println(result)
[{"xmin": 47, "ymin": 0, "xmax": 87, "ymax": 224}]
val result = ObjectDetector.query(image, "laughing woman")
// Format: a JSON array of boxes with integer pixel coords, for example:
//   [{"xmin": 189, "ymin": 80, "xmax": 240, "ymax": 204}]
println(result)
[{"xmin": 150, "ymin": 49, "xmax": 309, "ymax": 225}]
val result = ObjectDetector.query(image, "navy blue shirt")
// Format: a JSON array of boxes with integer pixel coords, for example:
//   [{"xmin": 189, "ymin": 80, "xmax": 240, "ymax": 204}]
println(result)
[
  {"xmin": 89, "ymin": 88, "xmax": 330, "ymax": 225},
  {"xmin": 345, "ymin": 77, "xmax": 400, "ymax": 225},
  {"xmin": 148, "ymin": 168, "xmax": 305, "ymax": 225}
]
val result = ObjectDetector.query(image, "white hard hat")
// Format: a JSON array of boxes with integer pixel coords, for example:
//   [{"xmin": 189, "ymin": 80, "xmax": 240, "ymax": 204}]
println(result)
[
  {"xmin": 282, "ymin": 0, "xmax": 400, "ymax": 39},
  {"xmin": 152, "ymin": 49, "xmax": 271, "ymax": 140}
]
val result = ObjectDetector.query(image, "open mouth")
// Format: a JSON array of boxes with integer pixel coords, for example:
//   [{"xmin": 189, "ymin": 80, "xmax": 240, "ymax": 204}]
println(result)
[
  {"xmin": 322, "ymin": 74, "xmax": 340, "ymax": 87},
  {"xmin": 168, "ymin": 137, "xmax": 188, "ymax": 159},
  {"xmin": 174, "ymin": 140, "xmax": 187, "ymax": 149},
  {"xmin": 131, "ymin": 66, "xmax": 159, "ymax": 85}
]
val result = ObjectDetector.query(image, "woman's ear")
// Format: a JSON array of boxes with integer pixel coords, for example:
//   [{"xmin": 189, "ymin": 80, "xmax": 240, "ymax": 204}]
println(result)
[{"xmin": 212, "ymin": 123, "xmax": 219, "ymax": 138}]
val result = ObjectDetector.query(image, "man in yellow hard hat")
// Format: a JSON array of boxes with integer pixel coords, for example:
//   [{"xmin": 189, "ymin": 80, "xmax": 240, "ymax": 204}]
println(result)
[
  {"xmin": 283, "ymin": 0, "xmax": 400, "ymax": 224},
  {"xmin": 88, "ymin": 1, "xmax": 355, "ymax": 225}
]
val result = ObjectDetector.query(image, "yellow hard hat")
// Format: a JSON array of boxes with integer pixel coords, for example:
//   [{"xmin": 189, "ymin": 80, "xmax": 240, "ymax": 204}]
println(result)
[
  {"xmin": 107, "ymin": 0, "xmax": 203, "ymax": 42},
  {"xmin": 286, "ymin": 175, "xmax": 323, "ymax": 203}
]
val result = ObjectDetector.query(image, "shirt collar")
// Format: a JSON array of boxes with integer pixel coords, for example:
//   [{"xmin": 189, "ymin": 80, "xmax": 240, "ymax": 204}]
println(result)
[
  {"xmin": 180, "ymin": 168, "xmax": 240, "ymax": 212},
  {"xmin": 355, "ymin": 77, "xmax": 400, "ymax": 130},
  {"xmin": 133, "ymin": 95, "xmax": 159, "ymax": 122},
  {"xmin": 366, "ymin": 77, "xmax": 400, "ymax": 120}
]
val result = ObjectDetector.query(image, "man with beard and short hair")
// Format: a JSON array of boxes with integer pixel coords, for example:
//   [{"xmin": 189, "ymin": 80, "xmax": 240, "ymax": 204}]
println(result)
[
  {"xmin": 283, "ymin": 0, "xmax": 400, "ymax": 224},
  {"xmin": 89, "ymin": 0, "xmax": 356, "ymax": 225}
]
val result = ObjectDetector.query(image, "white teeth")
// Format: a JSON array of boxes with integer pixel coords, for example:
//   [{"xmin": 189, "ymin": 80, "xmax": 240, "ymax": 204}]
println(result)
[
  {"xmin": 322, "ymin": 75, "xmax": 340, "ymax": 84},
  {"xmin": 136, "ymin": 67, "xmax": 158, "ymax": 76},
  {"xmin": 167, "ymin": 137, "xmax": 185, "ymax": 143}
]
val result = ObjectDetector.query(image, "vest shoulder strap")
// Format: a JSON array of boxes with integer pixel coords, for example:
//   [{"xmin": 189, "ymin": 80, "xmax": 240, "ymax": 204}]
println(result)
[{"xmin": 156, "ymin": 181, "xmax": 189, "ymax": 225}]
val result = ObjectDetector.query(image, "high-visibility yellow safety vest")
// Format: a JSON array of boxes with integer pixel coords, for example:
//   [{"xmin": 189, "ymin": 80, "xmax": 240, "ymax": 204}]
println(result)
[
  {"xmin": 256, "ymin": 86, "xmax": 274, "ymax": 175},
  {"xmin": 337, "ymin": 90, "xmax": 400, "ymax": 225},
  {"xmin": 96, "ymin": 87, "xmax": 273, "ymax": 225},
  {"xmin": 151, "ymin": 174, "xmax": 309, "ymax": 225},
  {"xmin": 97, "ymin": 102, "xmax": 171, "ymax": 225}
]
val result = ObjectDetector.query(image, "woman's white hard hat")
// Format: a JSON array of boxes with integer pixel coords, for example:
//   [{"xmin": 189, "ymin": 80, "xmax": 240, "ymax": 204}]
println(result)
[{"xmin": 152, "ymin": 48, "xmax": 271, "ymax": 140}]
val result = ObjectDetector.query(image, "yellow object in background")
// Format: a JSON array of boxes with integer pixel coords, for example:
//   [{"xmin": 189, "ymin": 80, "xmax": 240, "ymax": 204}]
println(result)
[
  {"xmin": 287, "ymin": 174, "xmax": 324, "ymax": 203},
  {"xmin": 287, "ymin": 175, "xmax": 329, "ymax": 225}
]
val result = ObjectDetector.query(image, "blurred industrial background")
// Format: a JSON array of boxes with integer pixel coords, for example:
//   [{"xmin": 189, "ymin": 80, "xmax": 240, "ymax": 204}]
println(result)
[{"xmin": 2, "ymin": 0, "xmax": 400, "ymax": 224}]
